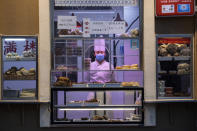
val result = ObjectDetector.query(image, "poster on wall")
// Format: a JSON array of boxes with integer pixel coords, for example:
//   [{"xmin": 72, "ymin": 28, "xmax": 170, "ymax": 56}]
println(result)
[{"xmin": 155, "ymin": 0, "xmax": 195, "ymax": 16}]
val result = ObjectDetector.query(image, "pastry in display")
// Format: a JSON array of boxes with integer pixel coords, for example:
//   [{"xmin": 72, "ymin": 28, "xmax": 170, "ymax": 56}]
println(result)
[
  {"xmin": 166, "ymin": 43, "xmax": 177, "ymax": 56},
  {"xmin": 121, "ymin": 81, "xmax": 140, "ymax": 87},
  {"xmin": 115, "ymin": 64, "xmax": 139, "ymax": 70},
  {"xmin": 53, "ymin": 77, "xmax": 72, "ymax": 87},
  {"xmin": 92, "ymin": 115, "xmax": 108, "ymax": 120},
  {"xmin": 23, "ymin": 49, "xmax": 36, "ymax": 57},
  {"xmin": 177, "ymin": 63, "xmax": 190, "ymax": 75},
  {"xmin": 4, "ymin": 67, "xmax": 36, "ymax": 80},
  {"xmin": 180, "ymin": 48, "xmax": 190, "ymax": 56},
  {"xmin": 85, "ymin": 98, "xmax": 99, "ymax": 103},
  {"xmin": 6, "ymin": 53, "xmax": 21, "ymax": 60},
  {"xmin": 81, "ymin": 117, "xmax": 89, "ymax": 120},
  {"xmin": 56, "ymin": 65, "xmax": 67, "ymax": 70},
  {"xmin": 58, "ymin": 29, "xmax": 83, "ymax": 36},
  {"xmin": 119, "ymin": 28, "xmax": 139, "ymax": 38},
  {"xmin": 158, "ymin": 43, "xmax": 190, "ymax": 57}
]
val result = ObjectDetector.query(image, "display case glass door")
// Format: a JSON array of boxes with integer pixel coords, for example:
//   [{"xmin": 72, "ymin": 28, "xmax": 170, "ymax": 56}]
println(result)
[{"xmin": 1, "ymin": 36, "xmax": 38, "ymax": 100}]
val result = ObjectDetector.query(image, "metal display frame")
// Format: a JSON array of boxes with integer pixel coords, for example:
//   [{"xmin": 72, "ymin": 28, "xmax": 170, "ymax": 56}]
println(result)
[
  {"xmin": 156, "ymin": 34, "xmax": 193, "ymax": 99},
  {"xmin": 50, "ymin": 0, "xmax": 144, "ymax": 125},
  {"xmin": 0, "ymin": 35, "xmax": 39, "ymax": 100}
]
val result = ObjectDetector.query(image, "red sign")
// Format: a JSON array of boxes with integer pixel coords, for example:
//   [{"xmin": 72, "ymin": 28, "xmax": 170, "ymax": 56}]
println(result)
[
  {"xmin": 158, "ymin": 37, "xmax": 191, "ymax": 44},
  {"xmin": 156, "ymin": 0, "xmax": 195, "ymax": 16}
]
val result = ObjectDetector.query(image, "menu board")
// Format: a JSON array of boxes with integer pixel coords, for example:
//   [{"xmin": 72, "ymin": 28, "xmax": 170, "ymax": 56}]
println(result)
[{"xmin": 156, "ymin": 0, "xmax": 195, "ymax": 16}]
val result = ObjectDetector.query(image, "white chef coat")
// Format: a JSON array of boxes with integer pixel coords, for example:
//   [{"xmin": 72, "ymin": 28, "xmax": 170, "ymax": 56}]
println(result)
[{"xmin": 89, "ymin": 60, "xmax": 115, "ymax": 83}]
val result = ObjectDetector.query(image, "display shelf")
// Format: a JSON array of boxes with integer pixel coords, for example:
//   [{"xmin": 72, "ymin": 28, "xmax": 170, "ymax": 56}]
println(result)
[
  {"xmin": 145, "ymin": 99, "xmax": 195, "ymax": 103},
  {"xmin": 54, "ymin": 37, "xmax": 139, "ymax": 41},
  {"xmin": 158, "ymin": 56, "xmax": 191, "ymax": 61},
  {"xmin": 55, "ymin": 55, "xmax": 82, "ymax": 57},
  {"xmin": 54, "ymin": 105, "xmax": 141, "ymax": 108},
  {"xmin": 0, "ymin": 100, "xmax": 49, "ymax": 104},
  {"xmin": 4, "ymin": 57, "xmax": 36, "ymax": 61},
  {"xmin": 3, "ymin": 75, "xmax": 36, "ymax": 80},
  {"xmin": 158, "ymin": 72, "xmax": 190, "ymax": 76},
  {"xmin": 51, "ymin": 69, "xmax": 142, "ymax": 72},
  {"xmin": 51, "ymin": 86, "xmax": 143, "ymax": 91}
]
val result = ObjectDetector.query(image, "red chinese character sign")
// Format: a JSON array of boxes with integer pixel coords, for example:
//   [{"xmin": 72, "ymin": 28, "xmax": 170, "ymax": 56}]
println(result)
[{"xmin": 156, "ymin": 0, "xmax": 195, "ymax": 16}]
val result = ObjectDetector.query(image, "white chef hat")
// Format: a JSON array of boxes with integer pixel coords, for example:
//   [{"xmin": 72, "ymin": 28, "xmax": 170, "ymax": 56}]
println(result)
[{"xmin": 94, "ymin": 39, "xmax": 105, "ymax": 51}]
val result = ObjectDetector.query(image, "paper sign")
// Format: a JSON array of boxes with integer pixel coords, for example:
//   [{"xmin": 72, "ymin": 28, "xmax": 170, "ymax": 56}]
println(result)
[
  {"xmin": 108, "ymin": 21, "xmax": 125, "ymax": 34},
  {"xmin": 83, "ymin": 18, "xmax": 91, "ymax": 37},
  {"xmin": 57, "ymin": 16, "xmax": 76, "ymax": 29},
  {"xmin": 90, "ymin": 21, "xmax": 125, "ymax": 34},
  {"xmin": 91, "ymin": 21, "xmax": 108, "ymax": 34},
  {"xmin": 156, "ymin": 0, "xmax": 195, "ymax": 16}
]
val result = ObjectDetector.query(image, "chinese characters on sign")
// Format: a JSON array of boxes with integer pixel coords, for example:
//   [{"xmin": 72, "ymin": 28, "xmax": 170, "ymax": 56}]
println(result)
[
  {"xmin": 4, "ymin": 40, "xmax": 37, "ymax": 55},
  {"xmin": 4, "ymin": 41, "xmax": 17, "ymax": 55},
  {"xmin": 24, "ymin": 41, "xmax": 36, "ymax": 51},
  {"xmin": 91, "ymin": 21, "xmax": 125, "ymax": 35},
  {"xmin": 57, "ymin": 16, "xmax": 77, "ymax": 29},
  {"xmin": 156, "ymin": 0, "xmax": 194, "ymax": 16},
  {"xmin": 55, "ymin": 0, "xmax": 138, "ymax": 7}
]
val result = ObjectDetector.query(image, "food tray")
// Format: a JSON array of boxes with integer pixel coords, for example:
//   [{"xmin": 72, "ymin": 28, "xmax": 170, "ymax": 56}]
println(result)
[
  {"xmin": 73, "ymin": 119, "xmax": 90, "ymax": 122},
  {"xmin": 174, "ymin": 56, "xmax": 190, "ymax": 61},
  {"xmin": 59, "ymin": 35, "xmax": 82, "ymax": 38},
  {"xmin": 67, "ymin": 102, "xmax": 83, "ymax": 106},
  {"xmin": 88, "ymin": 83, "xmax": 104, "ymax": 88},
  {"xmin": 158, "ymin": 56, "xmax": 173, "ymax": 61},
  {"xmin": 84, "ymin": 102, "xmax": 99, "ymax": 106},
  {"xmin": 4, "ymin": 75, "xmax": 36, "ymax": 80},
  {"xmin": 105, "ymin": 83, "xmax": 121, "ymax": 87},
  {"xmin": 72, "ymin": 84, "xmax": 87, "ymax": 88}
]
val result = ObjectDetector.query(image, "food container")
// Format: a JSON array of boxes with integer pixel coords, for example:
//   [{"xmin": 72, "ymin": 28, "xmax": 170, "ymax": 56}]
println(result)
[
  {"xmin": 105, "ymin": 83, "xmax": 121, "ymax": 87},
  {"xmin": 88, "ymin": 83, "xmax": 104, "ymax": 88},
  {"xmin": 3, "ymin": 89, "xmax": 19, "ymax": 98}
]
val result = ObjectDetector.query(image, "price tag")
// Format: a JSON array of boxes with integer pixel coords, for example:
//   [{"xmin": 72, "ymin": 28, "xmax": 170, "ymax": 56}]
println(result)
[{"xmin": 57, "ymin": 16, "xmax": 77, "ymax": 29}]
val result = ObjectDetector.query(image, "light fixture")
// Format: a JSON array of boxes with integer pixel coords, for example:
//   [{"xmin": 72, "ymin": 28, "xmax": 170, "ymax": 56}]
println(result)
[
  {"xmin": 59, "ymin": 108, "xmax": 136, "ymax": 111},
  {"xmin": 4, "ymin": 38, "xmax": 26, "ymax": 41}
]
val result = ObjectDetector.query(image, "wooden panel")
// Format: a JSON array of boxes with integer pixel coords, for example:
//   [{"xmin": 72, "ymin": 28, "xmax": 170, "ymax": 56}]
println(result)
[{"xmin": 0, "ymin": 0, "xmax": 39, "ymax": 35}]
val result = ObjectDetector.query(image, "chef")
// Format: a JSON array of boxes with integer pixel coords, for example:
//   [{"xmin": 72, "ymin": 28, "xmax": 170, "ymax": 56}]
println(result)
[{"xmin": 89, "ymin": 39, "xmax": 115, "ymax": 83}]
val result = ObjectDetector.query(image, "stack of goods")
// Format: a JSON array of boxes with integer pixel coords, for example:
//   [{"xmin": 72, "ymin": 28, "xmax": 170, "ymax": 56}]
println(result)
[
  {"xmin": 85, "ymin": 98, "xmax": 99, "ymax": 103},
  {"xmin": 158, "ymin": 80, "xmax": 165, "ymax": 97},
  {"xmin": 4, "ymin": 67, "xmax": 36, "ymax": 80},
  {"xmin": 165, "ymin": 87, "xmax": 173, "ymax": 97},
  {"xmin": 6, "ymin": 53, "xmax": 21, "ymax": 60},
  {"xmin": 177, "ymin": 63, "xmax": 190, "ymax": 75},
  {"xmin": 58, "ymin": 29, "xmax": 83, "ymax": 36},
  {"xmin": 56, "ymin": 65, "xmax": 67, "ymax": 70},
  {"xmin": 23, "ymin": 49, "xmax": 36, "ymax": 58},
  {"xmin": 92, "ymin": 115, "xmax": 108, "ymax": 120},
  {"xmin": 158, "ymin": 43, "xmax": 190, "ymax": 57},
  {"xmin": 56, "ymin": 65, "xmax": 78, "ymax": 71},
  {"xmin": 55, "ymin": 48, "xmax": 64, "ymax": 56},
  {"xmin": 84, "ymin": 58, "xmax": 91, "ymax": 70},
  {"xmin": 121, "ymin": 81, "xmax": 140, "ymax": 87},
  {"xmin": 120, "ymin": 28, "xmax": 139, "ymax": 38},
  {"xmin": 20, "ymin": 89, "xmax": 35, "ymax": 98},
  {"xmin": 53, "ymin": 77, "xmax": 72, "ymax": 87},
  {"xmin": 116, "ymin": 64, "xmax": 139, "ymax": 70},
  {"xmin": 66, "ymin": 46, "xmax": 82, "ymax": 55}
]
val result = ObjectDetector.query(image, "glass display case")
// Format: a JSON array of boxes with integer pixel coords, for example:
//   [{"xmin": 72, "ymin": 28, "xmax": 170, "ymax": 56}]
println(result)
[
  {"xmin": 156, "ymin": 34, "xmax": 193, "ymax": 99},
  {"xmin": 1, "ymin": 36, "xmax": 38, "ymax": 100},
  {"xmin": 50, "ymin": 0, "xmax": 144, "ymax": 125}
]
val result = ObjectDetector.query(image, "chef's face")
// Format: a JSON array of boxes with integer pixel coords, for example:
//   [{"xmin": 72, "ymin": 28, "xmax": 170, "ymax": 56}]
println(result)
[{"xmin": 94, "ymin": 51, "xmax": 105, "ymax": 56}]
